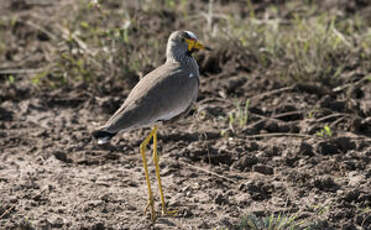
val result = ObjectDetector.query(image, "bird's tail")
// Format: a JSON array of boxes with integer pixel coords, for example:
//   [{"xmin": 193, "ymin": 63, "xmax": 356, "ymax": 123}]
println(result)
[{"xmin": 92, "ymin": 129, "xmax": 116, "ymax": 145}]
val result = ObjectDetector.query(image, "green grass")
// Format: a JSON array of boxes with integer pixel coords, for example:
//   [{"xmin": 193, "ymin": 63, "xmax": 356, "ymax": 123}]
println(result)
[
  {"xmin": 316, "ymin": 125, "xmax": 333, "ymax": 138},
  {"xmin": 230, "ymin": 211, "xmax": 338, "ymax": 230},
  {"xmin": 226, "ymin": 213, "xmax": 308, "ymax": 230},
  {"xmin": 239, "ymin": 213, "xmax": 303, "ymax": 230},
  {"xmin": 214, "ymin": 2, "xmax": 371, "ymax": 84},
  {"xmin": 228, "ymin": 99, "xmax": 250, "ymax": 131}
]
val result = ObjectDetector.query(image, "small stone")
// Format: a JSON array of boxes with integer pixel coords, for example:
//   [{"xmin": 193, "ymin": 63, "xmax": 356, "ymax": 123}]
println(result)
[
  {"xmin": 181, "ymin": 209, "xmax": 193, "ymax": 218},
  {"xmin": 182, "ymin": 185, "xmax": 192, "ymax": 193},
  {"xmin": 252, "ymin": 164, "xmax": 274, "ymax": 175},
  {"xmin": 0, "ymin": 107, "xmax": 13, "ymax": 121},
  {"xmin": 244, "ymin": 181, "xmax": 272, "ymax": 201},
  {"xmin": 220, "ymin": 217, "xmax": 232, "ymax": 228},
  {"xmin": 53, "ymin": 151, "xmax": 72, "ymax": 163},
  {"xmin": 313, "ymin": 176, "xmax": 339, "ymax": 192},
  {"xmin": 265, "ymin": 120, "xmax": 279, "ymax": 132},
  {"xmin": 299, "ymin": 142, "xmax": 314, "ymax": 156},
  {"xmin": 91, "ymin": 222, "xmax": 105, "ymax": 230},
  {"xmin": 126, "ymin": 204, "xmax": 136, "ymax": 211},
  {"xmin": 158, "ymin": 218, "xmax": 176, "ymax": 226},
  {"xmin": 348, "ymin": 174, "xmax": 365, "ymax": 186},
  {"xmin": 186, "ymin": 191, "xmax": 192, "ymax": 197},
  {"xmin": 342, "ymin": 223, "xmax": 357, "ymax": 230},
  {"xmin": 215, "ymin": 193, "xmax": 228, "ymax": 205},
  {"xmin": 233, "ymin": 154, "xmax": 258, "ymax": 171},
  {"xmin": 334, "ymin": 137, "xmax": 356, "ymax": 152},
  {"xmin": 360, "ymin": 101, "xmax": 371, "ymax": 116},
  {"xmin": 317, "ymin": 141, "xmax": 339, "ymax": 155},
  {"xmin": 343, "ymin": 189, "xmax": 360, "ymax": 202},
  {"xmin": 49, "ymin": 216, "xmax": 64, "ymax": 228}
]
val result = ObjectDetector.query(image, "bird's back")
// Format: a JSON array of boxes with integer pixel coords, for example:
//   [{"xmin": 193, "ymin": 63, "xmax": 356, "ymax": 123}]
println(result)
[{"xmin": 97, "ymin": 61, "xmax": 199, "ymax": 135}]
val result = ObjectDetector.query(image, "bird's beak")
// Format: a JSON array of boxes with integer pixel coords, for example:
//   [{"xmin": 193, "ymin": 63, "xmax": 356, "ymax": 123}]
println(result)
[{"xmin": 185, "ymin": 38, "xmax": 205, "ymax": 51}]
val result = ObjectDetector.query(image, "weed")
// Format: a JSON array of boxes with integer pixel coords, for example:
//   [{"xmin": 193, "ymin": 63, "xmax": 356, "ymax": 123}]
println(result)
[
  {"xmin": 7, "ymin": 75, "xmax": 14, "ymax": 84},
  {"xmin": 228, "ymin": 99, "xmax": 250, "ymax": 132},
  {"xmin": 237, "ymin": 213, "xmax": 304, "ymax": 230},
  {"xmin": 31, "ymin": 70, "xmax": 49, "ymax": 86},
  {"xmin": 357, "ymin": 207, "xmax": 371, "ymax": 228},
  {"xmin": 316, "ymin": 125, "xmax": 332, "ymax": 137},
  {"xmin": 219, "ymin": 2, "xmax": 370, "ymax": 84}
]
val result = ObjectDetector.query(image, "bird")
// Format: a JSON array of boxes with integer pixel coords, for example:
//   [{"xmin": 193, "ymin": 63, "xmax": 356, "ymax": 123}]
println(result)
[{"xmin": 92, "ymin": 31, "xmax": 207, "ymax": 221}]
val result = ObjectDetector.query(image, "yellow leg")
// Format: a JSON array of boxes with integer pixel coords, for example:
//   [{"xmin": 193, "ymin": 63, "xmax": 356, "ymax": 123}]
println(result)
[
  {"xmin": 152, "ymin": 125, "xmax": 177, "ymax": 216},
  {"xmin": 140, "ymin": 127, "xmax": 157, "ymax": 222}
]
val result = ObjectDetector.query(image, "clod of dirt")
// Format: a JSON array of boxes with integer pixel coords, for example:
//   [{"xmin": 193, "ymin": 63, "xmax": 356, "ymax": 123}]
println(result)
[
  {"xmin": 358, "ymin": 117, "xmax": 371, "ymax": 135},
  {"xmin": 356, "ymin": 214, "xmax": 371, "ymax": 228},
  {"xmin": 333, "ymin": 137, "xmax": 356, "ymax": 152},
  {"xmin": 252, "ymin": 164, "xmax": 274, "ymax": 175},
  {"xmin": 343, "ymin": 160, "xmax": 357, "ymax": 170},
  {"xmin": 262, "ymin": 146, "xmax": 280, "ymax": 157},
  {"xmin": 233, "ymin": 154, "xmax": 258, "ymax": 171},
  {"xmin": 198, "ymin": 52, "xmax": 222, "ymax": 74},
  {"xmin": 179, "ymin": 209, "xmax": 193, "ymax": 218},
  {"xmin": 274, "ymin": 104, "xmax": 302, "ymax": 121},
  {"xmin": 343, "ymin": 189, "xmax": 360, "ymax": 202},
  {"xmin": 0, "ymin": 106, "xmax": 13, "ymax": 121},
  {"xmin": 316, "ymin": 141, "xmax": 340, "ymax": 155},
  {"xmin": 299, "ymin": 141, "xmax": 314, "ymax": 156},
  {"xmin": 243, "ymin": 120, "xmax": 265, "ymax": 135},
  {"xmin": 295, "ymin": 83, "xmax": 330, "ymax": 96},
  {"xmin": 96, "ymin": 96, "xmax": 123, "ymax": 115},
  {"xmin": 246, "ymin": 142, "xmax": 260, "ymax": 152},
  {"xmin": 49, "ymin": 216, "xmax": 64, "ymax": 228},
  {"xmin": 0, "ymin": 130, "xmax": 7, "ymax": 138},
  {"xmin": 240, "ymin": 181, "xmax": 272, "ymax": 201},
  {"xmin": 263, "ymin": 120, "xmax": 299, "ymax": 133},
  {"xmin": 91, "ymin": 222, "xmax": 105, "ymax": 230},
  {"xmin": 215, "ymin": 192, "xmax": 229, "ymax": 205},
  {"xmin": 203, "ymin": 105, "xmax": 226, "ymax": 117},
  {"xmin": 360, "ymin": 100, "xmax": 371, "ymax": 116},
  {"xmin": 319, "ymin": 95, "xmax": 347, "ymax": 112},
  {"xmin": 205, "ymin": 152, "xmax": 233, "ymax": 166},
  {"xmin": 52, "ymin": 151, "xmax": 72, "ymax": 163},
  {"xmin": 342, "ymin": 223, "xmax": 357, "ymax": 230},
  {"xmin": 348, "ymin": 172, "xmax": 366, "ymax": 187},
  {"xmin": 225, "ymin": 76, "xmax": 248, "ymax": 95},
  {"xmin": 264, "ymin": 120, "xmax": 280, "ymax": 132},
  {"xmin": 313, "ymin": 176, "xmax": 339, "ymax": 193}
]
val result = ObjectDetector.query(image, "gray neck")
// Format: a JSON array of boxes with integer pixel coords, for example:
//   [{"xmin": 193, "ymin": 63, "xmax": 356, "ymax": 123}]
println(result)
[
  {"xmin": 166, "ymin": 46, "xmax": 189, "ymax": 62},
  {"xmin": 166, "ymin": 52, "xmax": 195, "ymax": 64},
  {"xmin": 166, "ymin": 46, "xmax": 199, "ymax": 73}
]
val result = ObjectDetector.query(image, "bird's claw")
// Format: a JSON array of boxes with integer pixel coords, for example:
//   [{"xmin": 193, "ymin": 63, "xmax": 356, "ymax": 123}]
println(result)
[
  {"xmin": 162, "ymin": 208, "xmax": 178, "ymax": 216},
  {"xmin": 144, "ymin": 199, "xmax": 157, "ymax": 222}
]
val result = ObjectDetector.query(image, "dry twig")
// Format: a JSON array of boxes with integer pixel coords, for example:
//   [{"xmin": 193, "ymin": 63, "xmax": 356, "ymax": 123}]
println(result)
[
  {"xmin": 179, "ymin": 160, "xmax": 238, "ymax": 184},
  {"xmin": 0, "ymin": 205, "xmax": 15, "ymax": 219}
]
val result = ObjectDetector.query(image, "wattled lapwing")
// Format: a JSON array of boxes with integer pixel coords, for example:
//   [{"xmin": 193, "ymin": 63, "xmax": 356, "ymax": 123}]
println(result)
[{"xmin": 92, "ymin": 31, "xmax": 207, "ymax": 221}]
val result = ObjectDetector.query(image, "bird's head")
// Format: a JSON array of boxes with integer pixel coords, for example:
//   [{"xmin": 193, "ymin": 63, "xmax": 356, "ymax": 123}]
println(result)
[{"xmin": 166, "ymin": 31, "xmax": 209, "ymax": 61}]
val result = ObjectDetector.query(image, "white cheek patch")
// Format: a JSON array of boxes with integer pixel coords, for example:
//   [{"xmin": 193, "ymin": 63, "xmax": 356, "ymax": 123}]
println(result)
[
  {"xmin": 185, "ymin": 31, "xmax": 198, "ymax": 40},
  {"xmin": 189, "ymin": 73, "xmax": 195, "ymax": 78}
]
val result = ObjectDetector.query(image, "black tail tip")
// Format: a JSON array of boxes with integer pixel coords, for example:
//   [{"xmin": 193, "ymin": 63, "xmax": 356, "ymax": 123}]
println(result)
[{"xmin": 92, "ymin": 130, "xmax": 116, "ymax": 140}]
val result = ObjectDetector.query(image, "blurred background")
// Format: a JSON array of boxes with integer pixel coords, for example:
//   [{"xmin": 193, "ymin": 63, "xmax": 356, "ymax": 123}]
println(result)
[{"xmin": 1, "ymin": 0, "xmax": 370, "ymax": 91}]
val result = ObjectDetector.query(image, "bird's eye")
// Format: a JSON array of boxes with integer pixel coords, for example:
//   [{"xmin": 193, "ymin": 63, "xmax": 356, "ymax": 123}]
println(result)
[{"xmin": 183, "ymin": 32, "xmax": 191, "ymax": 39}]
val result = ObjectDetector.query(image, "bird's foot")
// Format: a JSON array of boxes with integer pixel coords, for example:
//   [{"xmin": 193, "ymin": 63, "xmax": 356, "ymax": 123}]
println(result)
[
  {"xmin": 162, "ymin": 207, "xmax": 178, "ymax": 217},
  {"xmin": 144, "ymin": 198, "xmax": 157, "ymax": 222}
]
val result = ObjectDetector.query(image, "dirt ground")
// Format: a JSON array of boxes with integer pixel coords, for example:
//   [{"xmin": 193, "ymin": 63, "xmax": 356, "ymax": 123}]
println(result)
[{"xmin": 0, "ymin": 1, "xmax": 370, "ymax": 229}]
